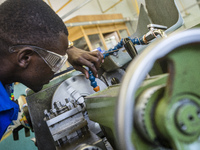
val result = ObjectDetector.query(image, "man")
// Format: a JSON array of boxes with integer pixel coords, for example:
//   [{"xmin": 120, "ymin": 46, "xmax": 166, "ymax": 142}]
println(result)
[{"xmin": 0, "ymin": 0, "xmax": 104, "ymax": 139}]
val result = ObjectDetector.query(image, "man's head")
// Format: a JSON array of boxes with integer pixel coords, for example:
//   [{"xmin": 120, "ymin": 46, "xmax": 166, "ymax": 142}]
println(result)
[{"xmin": 0, "ymin": 0, "xmax": 69, "ymax": 92}]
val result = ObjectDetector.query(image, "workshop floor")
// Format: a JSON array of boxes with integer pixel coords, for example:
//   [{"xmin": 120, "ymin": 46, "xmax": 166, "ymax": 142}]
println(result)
[{"xmin": 0, "ymin": 129, "xmax": 37, "ymax": 150}]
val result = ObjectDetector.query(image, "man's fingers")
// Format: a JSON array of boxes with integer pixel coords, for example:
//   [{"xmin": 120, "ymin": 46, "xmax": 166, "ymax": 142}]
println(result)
[
  {"xmin": 85, "ymin": 51, "xmax": 104, "ymax": 70},
  {"xmin": 84, "ymin": 60, "xmax": 98, "ymax": 77},
  {"xmin": 90, "ymin": 50, "xmax": 104, "ymax": 59},
  {"xmin": 74, "ymin": 65, "xmax": 89, "ymax": 79},
  {"xmin": 67, "ymin": 47, "xmax": 104, "ymax": 78},
  {"xmin": 74, "ymin": 57, "xmax": 98, "ymax": 78},
  {"xmin": 90, "ymin": 51, "xmax": 104, "ymax": 62}
]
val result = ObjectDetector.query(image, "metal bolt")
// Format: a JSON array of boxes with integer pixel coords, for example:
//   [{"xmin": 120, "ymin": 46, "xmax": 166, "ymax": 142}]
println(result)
[
  {"xmin": 65, "ymin": 98, "xmax": 69, "ymax": 103},
  {"xmin": 44, "ymin": 109, "xmax": 50, "ymax": 119},
  {"xmin": 113, "ymin": 52, "xmax": 118, "ymax": 57},
  {"xmin": 72, "ymin": 77, "xmax": 76, "ymax": 82},
  {"xmin": 62, "ymin": 136, "xmax": 67, "ymax": 143},
  {"xmin": 56, "ymin": 140, "xmax": 61, "ymax": 147},
  {"xmin": 44, "ymin": 109, "xmax": 48, "ymax": 114},
  {"xmin": 71, "ymin": 100, "xmax": 77, "ymax": 107},
  {"xmin": 67, "ymin": 103, "xmax": 72, "ymax": 110},
  {"xmin": 54, "ymin": 101, "xmax": 62, "ymax": 111},
  {"xmin": 50, "ymin": 108, "xmax": 57, "ymax": 116},
  {"xmin": 77, "ymin": 97, "xmax": 84, "ymax": 104},
  {"xmin": 111, "ymin": 77, "xmax": 120, "ymax": 85}
]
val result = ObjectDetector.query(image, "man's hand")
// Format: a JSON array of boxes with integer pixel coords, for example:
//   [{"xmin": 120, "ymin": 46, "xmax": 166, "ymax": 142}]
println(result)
[{"xmin": 66, "ymin": 47, "xmax": 104, "ymax": 79}]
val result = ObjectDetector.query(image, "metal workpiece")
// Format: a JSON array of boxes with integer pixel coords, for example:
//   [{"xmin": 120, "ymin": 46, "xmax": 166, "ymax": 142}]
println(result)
[
  {"xmin": 51, "ymin": 74, "xmax": 107, "ymax": 109},
  {"xmin": 116, "ymin": 29, "xmax": 200, "ymax": 150}
]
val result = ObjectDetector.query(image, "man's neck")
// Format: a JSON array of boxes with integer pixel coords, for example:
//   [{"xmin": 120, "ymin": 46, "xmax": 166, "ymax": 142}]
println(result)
[{"xmin": 0, "ymin": 58, "xmax": 16, "ymax": 86}]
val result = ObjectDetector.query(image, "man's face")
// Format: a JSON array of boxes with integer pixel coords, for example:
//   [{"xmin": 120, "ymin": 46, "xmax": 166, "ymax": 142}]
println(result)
[{"xmin": 22, "ymin": 33, "xmax": 69, "ymax": 92}]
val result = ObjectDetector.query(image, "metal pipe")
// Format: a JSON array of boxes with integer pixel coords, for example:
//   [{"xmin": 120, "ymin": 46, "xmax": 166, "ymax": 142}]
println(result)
[
  {"xmin": 61, "ymin": 0, "xmax": 94, "ymax": 20},
  {"xmin": 65, "ymin": 18, "xmax": 135, "ymax": 27}
]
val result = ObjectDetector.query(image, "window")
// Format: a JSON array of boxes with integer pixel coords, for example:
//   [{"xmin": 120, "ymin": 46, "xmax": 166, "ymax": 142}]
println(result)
[
  {"xmin": 88, "ymin": 34, "xmax": 105, "ymax": 50},
  {"xmin": 103, "ymin": 32, "xmax": 120, "ymax": 49},
  {"xmin": 73, "ymin": 37, "xmax": 89, "ymax": 51}
]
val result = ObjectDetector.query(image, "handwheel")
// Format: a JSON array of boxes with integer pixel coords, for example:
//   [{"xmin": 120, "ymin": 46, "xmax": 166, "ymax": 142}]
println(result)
[{"xmin": 116, "ymin": 29, "xmax": 200, "ymax": 150}]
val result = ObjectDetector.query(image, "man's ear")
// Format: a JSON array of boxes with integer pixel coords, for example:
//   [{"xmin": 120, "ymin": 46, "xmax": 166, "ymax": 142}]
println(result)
[{"xmin": 16, "ymin": 48, "xmax": 34, "ymax": 68}]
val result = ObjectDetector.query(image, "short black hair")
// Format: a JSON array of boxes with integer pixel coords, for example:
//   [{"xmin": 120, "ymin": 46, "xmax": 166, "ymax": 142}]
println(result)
[{"xmin": 0, "ymin": 0, "xmax": 68, "ymax": 55}]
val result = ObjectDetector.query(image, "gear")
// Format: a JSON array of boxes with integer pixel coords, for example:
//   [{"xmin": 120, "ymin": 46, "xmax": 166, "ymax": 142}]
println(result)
[{"xmin": 135, "ymin": 85, "xmax": 165, "ymax": 144}]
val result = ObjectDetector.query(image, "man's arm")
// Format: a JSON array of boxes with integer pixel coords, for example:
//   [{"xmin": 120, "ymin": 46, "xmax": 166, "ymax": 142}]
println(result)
[{"xmin": 66, "ymin": 47, "xmax": 104, "ymax": 79}]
